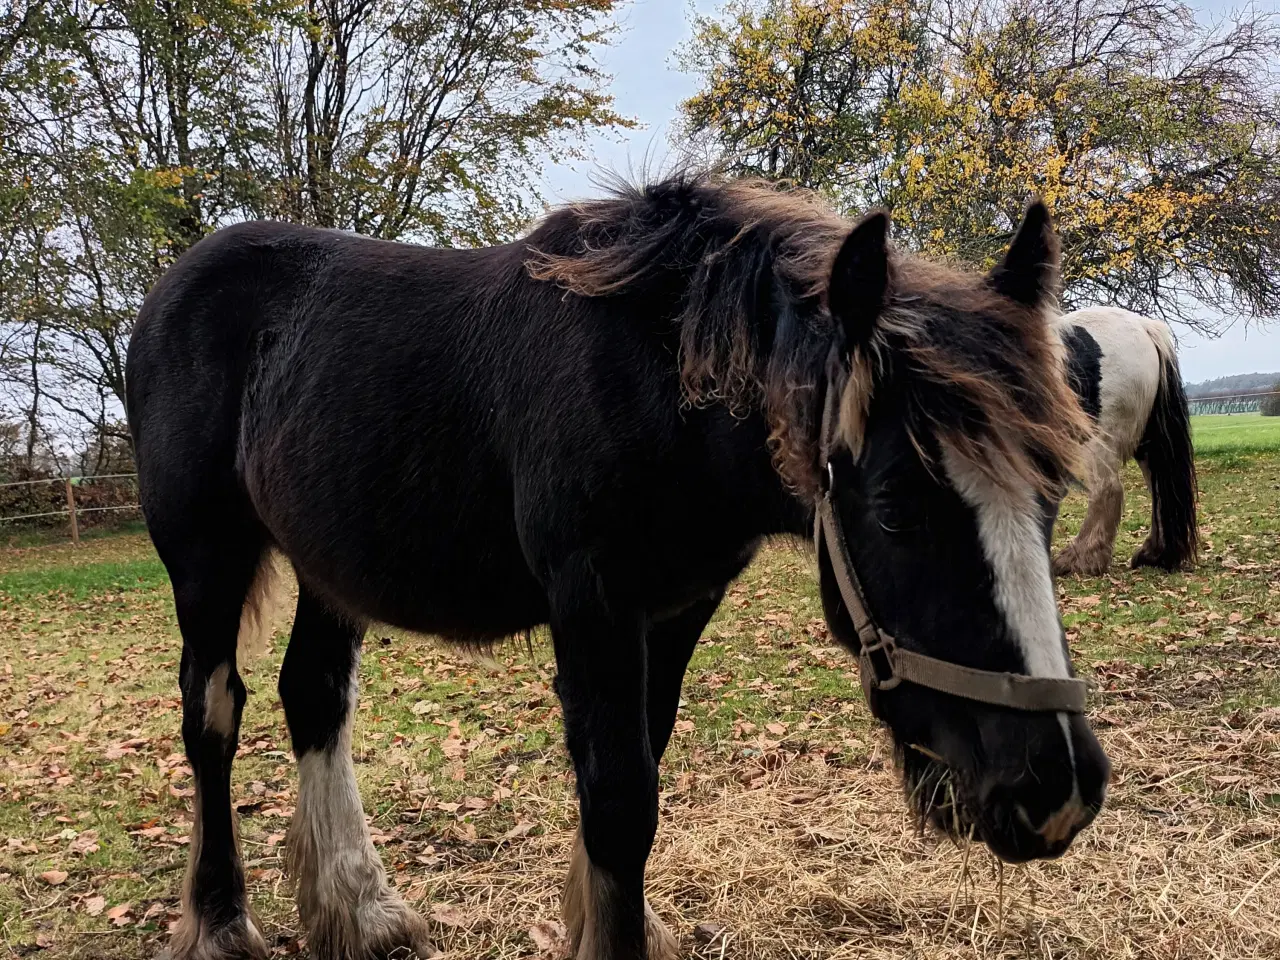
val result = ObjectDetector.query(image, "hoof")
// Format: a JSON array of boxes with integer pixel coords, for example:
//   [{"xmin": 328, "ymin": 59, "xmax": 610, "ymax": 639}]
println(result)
[
  {"xmin": 305, "ymin": 895, "xmax": 437, "ymax": 960},
  {"xmin": 163, "ymin": 914, "xmax": 269, "ymax": 960},
  {"xmin": 1129, "ymin": 545, "xmax": 1182, "ymax": 572},
  {"xmin": 1052, "ymin": 549, "xmax": 1109, "ymax": 578}
]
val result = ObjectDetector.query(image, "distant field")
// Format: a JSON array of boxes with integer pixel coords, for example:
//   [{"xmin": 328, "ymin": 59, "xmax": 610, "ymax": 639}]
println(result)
[{"xmin": 1192, "ymin": 412, "xmax": 1280, "ymax": 454}]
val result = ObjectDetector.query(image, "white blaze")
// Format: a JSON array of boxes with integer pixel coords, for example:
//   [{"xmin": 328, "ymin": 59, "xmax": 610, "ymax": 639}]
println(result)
[
  {"xmin": 940, "ymin": 445, "xmax": 1079, "ymax": 788},
  {"xmin": 940, "ymin": 445, "xmax": 1070, "ymax": 679}
]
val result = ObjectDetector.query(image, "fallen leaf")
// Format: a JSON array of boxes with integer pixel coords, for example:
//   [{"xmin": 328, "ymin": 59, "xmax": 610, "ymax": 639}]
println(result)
[
  {"xmin": 805, "ymin": 826, "xmax": 851, "ymax": 845},
  {"xmin": 39, "ymin": 870, "xmax": 68, "ymax": 885},
  {"xmin": 142, "ymin": 902, "xmax": 166, "ymax": 921},
  {"xmin": 528, "ymin": 920, "xmax": 568, "ymax": 953},
  {"xmin": 69, "ymin": 830, "xmax": 100, "ymax": 856},
  {"xmin": 501, "ymin": 821, "xmax": 537, "ymax": 841},
  {"xmin": 694, "ymin": 921, "xmax": 727, "ymax": 944},
  {"xmin": 431, "ymin": 903, "xmax": 467, "ymax": 928},
  {"xmin": 107, "ymin": 903, "xmax": 132, "ymax": 926}
]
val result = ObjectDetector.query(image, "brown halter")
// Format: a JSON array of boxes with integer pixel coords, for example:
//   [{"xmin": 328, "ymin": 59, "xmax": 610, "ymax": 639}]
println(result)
[{"xmin": 813, "ymin": 384, "xmax": 1088, "ymax": 714}]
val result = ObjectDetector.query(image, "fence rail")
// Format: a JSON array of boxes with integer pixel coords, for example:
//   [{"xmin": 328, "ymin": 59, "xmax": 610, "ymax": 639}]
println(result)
[
  {"xmin": 1187, "ymin": 391, "xmax": 1279, "ymax": 416},
  {"xmin": 0, "ymin": 473, "xmax": 140, "ymax": 544}
]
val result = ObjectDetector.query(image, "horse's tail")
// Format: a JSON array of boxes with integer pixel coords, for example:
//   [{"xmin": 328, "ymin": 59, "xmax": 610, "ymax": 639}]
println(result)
[{"xmin": 1132, "ymin": 319, "xmax": 1198, "ymax": 570}]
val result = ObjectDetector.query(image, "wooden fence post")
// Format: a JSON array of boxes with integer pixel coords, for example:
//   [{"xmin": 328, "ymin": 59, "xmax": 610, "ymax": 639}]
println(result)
[{"xmin": 65, "ymin": 478, "xmax": 79, "ymax": 545}]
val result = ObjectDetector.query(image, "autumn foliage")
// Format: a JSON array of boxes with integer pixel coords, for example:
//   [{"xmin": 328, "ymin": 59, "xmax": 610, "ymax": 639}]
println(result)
[{"xmin": 680, "ymin": 0, "xmax": 1280, "ymax": 332}]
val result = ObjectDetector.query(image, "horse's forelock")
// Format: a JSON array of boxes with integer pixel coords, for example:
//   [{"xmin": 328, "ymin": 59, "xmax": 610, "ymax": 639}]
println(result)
[{"xmin": 844, "ymin": 268, "xmax": 1091, "ymax": 499}]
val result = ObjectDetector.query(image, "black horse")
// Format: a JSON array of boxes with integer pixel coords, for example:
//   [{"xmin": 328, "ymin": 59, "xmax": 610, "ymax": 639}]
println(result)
[{"xmin": 126, "ymin": 174, "xmax": 1109, "ymax": 960}]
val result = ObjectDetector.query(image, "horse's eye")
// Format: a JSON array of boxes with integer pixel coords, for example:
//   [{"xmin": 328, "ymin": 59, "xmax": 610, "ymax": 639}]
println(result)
[{"xmin": 874, "ymin": 488, "xmax": 925, "ymax": 533}]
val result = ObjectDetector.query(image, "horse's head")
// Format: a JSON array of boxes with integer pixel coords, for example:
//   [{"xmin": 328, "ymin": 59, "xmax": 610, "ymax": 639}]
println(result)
[{"xmin": 815, "ymin": 204, "xmax": 1108, "ymax": 863}]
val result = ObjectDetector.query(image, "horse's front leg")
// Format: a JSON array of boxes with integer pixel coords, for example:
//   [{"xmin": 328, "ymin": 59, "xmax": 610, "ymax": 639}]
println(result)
[{"xmin": 549, "ymin": 554, "xmax": 661, "ymax": 960}]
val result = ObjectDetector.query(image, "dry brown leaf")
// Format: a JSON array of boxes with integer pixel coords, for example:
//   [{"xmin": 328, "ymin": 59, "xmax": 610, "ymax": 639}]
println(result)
[
  {"xmin": 528, "ymin": 920, "xmax": 568, "ymax": 954},
  {"xmin": 68, "ymin": 830, "xmax": 99, "ymax": 856},
  {"xmin": 694, "ymin": 921, "xmax": 727, "ymax": 945},
  {"xmin": 430, "ymin": 903, "xmax": 467, "ymax": 928},
  {"xmin": 805, "ymin": 826, "xmax": 851, "ymax": 845},
  {"xmin": 501, "ymin": 821, "xmax": 536, "ymax": 841},
  {"xmin": 39, "ymin": 870, "xmax": 68, "ymax": 886}
]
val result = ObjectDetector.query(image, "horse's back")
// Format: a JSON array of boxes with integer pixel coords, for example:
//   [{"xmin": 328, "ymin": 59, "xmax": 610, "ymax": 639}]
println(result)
[
  {"xmin": 1057, "ymin": 306, "xmax": 1165, "ymax": 458},
  {"xmin": 127, "ymin": 222, "xmax": 549, "ymax": 632},
  {"xmin": 126, "ymin": 221, "xmax": 775, "ymax": 637}
]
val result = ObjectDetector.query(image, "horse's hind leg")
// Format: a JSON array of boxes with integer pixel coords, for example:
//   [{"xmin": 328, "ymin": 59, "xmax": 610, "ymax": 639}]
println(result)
[
  {"xmin": 279, "ymin": 585, "xmax": 433, "ymax": 960},
  {"xmin": 1053, "ymin": 454, "xmax": 1124, "ymax": 577},
  {"xmin": 159, "ymin": 527, "xmax": 271, "ymax": 960},
  {"xmin": 1129, "ymin": 458, "xmax": 1170, "ymax": 569}
]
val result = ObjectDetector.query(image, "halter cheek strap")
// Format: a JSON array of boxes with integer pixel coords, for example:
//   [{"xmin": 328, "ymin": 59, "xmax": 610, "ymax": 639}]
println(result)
[{"xmin": 814, "ymin": 385, "xmax": 1088, "ymax": 714}]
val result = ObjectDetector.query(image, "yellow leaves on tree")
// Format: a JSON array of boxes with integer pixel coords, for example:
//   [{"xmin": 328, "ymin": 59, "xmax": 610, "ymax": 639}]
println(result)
[{"xmin": 679, "ymin": 0, "xmax": 1280, "ymax": 332}]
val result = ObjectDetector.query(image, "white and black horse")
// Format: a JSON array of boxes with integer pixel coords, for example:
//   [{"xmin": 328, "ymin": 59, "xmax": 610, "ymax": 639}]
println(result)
[
  {"xmin": 1052, "ymin": 307, "xmax": 1198, "ymax": 576},
  {"xmin": 125, "ymin": 174, "xmax": 1108, "ymax": 960}
]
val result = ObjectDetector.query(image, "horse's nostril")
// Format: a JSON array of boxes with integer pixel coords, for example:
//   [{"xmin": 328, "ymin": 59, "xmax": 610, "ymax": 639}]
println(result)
[{"xmin": 1024, "ymin": 797, "xmax": 1092, "ymax": 847}]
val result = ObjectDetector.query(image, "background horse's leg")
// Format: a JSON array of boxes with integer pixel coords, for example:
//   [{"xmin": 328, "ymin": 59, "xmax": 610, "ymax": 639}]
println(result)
[
  {"xmin": 551, "ymin": 554, "xmax": 656, "ymax": 960},
  {"xmin": 563, "ymin": 591, "xmax": 723, "ymax": 960},
  {"xmin": 279, "ymin": 586, "xmax": 433, "ymax": 960},
  {"xmin": 1053, "ymin": 454, "xmax": 1124, "ymax": 577},
  {"xmin": 1131, "ymin": 459, "xmax": 1167, "ymax": 566},
  {"xmin": 164, "ymin": 537, "xmax": 271, "ymax": 960}
]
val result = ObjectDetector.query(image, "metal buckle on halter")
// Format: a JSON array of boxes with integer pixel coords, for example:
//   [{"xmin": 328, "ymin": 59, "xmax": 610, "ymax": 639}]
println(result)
[{"xmin": 859, "ymin": 630, "xmax": 902, "ymax": 692}]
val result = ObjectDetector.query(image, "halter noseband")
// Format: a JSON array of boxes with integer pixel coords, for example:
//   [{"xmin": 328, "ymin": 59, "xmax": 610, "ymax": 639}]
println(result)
[{"xmin": 813, "ymin": 384, "xmax": 1088, "ymax": 714}]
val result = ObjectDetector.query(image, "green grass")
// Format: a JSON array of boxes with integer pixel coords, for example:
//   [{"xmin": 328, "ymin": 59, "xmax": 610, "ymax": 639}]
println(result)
[{"xmin": 1192, "ymin": 412, "xmax": 1280, "ymax": 454}]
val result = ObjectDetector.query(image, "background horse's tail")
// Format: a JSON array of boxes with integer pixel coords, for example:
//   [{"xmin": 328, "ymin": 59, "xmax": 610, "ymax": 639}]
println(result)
[{"xmin": 1132, "ymin": 319, "xmax": 1198, "ymax": 570}]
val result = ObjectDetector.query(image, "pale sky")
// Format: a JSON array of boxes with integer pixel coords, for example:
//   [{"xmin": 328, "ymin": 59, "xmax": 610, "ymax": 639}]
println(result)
[{"xmin": 540, "ymin": 0, "xmax": 1280, "ymax": 383}]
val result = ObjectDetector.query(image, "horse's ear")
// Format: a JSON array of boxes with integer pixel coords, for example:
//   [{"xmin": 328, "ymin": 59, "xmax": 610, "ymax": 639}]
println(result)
[
  {"xmin": 828, "ymin": 211, "xmax": 891, "ymax": 349},
  {"xmin": 988, "ymin": 199, "xmax": 1059, "ymax": 307}
]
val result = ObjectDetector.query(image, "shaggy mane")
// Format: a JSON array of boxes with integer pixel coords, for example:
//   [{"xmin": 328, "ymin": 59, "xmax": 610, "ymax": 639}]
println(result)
[{"xmin": 525, "ymin": 172, "xmax": 1090, "ymax": 499}]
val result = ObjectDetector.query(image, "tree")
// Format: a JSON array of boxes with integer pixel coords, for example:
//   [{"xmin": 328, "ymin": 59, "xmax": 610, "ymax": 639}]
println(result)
[
  {"xmin": 248, "ymin": 0, "xmax": 630, "ymax": 245},
  {"xmin": 680, "ymin": 0, "xmax": 1280, "ymax": 333},
  {"xmin": 1262, "ymin": 382, "xmax": 1280, "ymax": 416},
  {"xmin": 0, "ymin": 0, "xmax": 629, "ymax": 469}
]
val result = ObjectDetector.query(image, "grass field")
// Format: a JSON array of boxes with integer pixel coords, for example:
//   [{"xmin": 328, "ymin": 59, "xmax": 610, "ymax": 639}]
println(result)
[
  {"xmin": 1191, "ymin": 413, "xmax": 1280, "ymax": 455},
  {"xmin": 1, "ymin": 444, "xmax": 1278, "ymax": 958}
]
